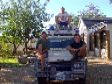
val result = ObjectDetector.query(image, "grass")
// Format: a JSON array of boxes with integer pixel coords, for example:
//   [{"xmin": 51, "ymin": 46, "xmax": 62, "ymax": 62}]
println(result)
[
  {"xmin": 0, "ymin": 57, "xmax": 18, "ymax": 63},
  {"xmin": 0, "ymin": 57, "xmax": 20, "ymax": 67}
]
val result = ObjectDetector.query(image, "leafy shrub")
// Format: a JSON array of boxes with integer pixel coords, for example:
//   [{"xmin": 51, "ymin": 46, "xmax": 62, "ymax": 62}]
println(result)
[{"xmin": 0, "ymin": 42, "xmax": 12, "ymax": 57}]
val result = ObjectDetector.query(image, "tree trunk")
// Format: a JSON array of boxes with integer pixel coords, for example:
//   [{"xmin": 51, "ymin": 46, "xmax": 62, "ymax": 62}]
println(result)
[
  {"xmin": 24, "ymin": 41, "xmax": 28, "ymax": 54},
  {"xmin": 12, "ymin": 43, "xmax": 17, "ymax": 56}
]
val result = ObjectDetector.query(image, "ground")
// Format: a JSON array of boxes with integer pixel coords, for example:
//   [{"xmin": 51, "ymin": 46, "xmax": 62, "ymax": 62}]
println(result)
[
  {"xmin": 0, "ymin": 57, "xmax": 112, "ymax": 84},
  {"xmin": 87, "ymin": 57, "xmax": 112, "ymax": 84},
  {"xmin": 0, "ymin": 65, "xmax": 36, "ymax": 84}
]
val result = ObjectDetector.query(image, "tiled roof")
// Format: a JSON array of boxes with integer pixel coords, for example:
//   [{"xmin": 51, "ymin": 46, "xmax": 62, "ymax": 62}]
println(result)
[{"xmin": 82, "ymin": 18, "xmax": 112, "ymax": 28}]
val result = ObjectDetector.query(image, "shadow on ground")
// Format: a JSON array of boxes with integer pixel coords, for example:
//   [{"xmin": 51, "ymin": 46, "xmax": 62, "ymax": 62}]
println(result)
[
  {"xmin": 0, "ymin": 64, "xmax": 37, "ymax": 84},
  {"xmin": 1, "ymin": 58, "xmax": 112, "ymax": 84},
  {"xmin": 87, "ymin": 61, "xmax": 112, "ymax": 84}
]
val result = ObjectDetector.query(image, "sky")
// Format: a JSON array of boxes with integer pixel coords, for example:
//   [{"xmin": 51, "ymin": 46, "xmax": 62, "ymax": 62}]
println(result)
[
  {"xmin": 42, "ymin": 0, "xmax": 112, "ymax": 25},
  {"xmin": 2, "ymin": 0, "xmax": 112, "ymax": 26}
]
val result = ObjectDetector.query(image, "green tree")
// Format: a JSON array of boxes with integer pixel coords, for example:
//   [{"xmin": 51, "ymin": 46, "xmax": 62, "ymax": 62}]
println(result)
[
  {"xmin": 71, "ymin": 15, "xmax": 79, "ymax": 26},
  {"xmin": 78, "ymin": 3, "xmax": 106, "ymax": 18},
  {"xmin": 0, "ymin": 0, "xmax": 50, "ymax": 55}
]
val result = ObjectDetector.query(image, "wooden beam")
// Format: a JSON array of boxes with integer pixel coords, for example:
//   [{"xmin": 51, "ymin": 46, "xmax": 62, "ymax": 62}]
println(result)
[{"xmin": 106, "ymin": 30, "xmax": 110, "ymax": 60}]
